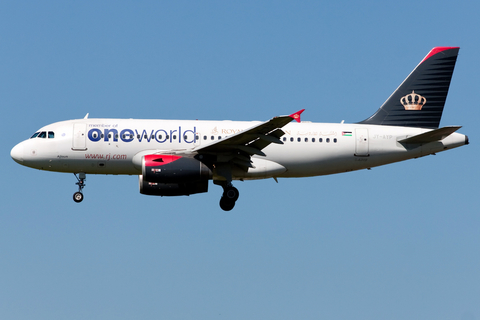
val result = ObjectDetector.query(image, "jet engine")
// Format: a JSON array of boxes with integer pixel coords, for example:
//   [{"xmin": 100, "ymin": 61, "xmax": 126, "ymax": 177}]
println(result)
[{"xmin": 139, "ymin": 154, "xmax": 211, "ymax": 196}]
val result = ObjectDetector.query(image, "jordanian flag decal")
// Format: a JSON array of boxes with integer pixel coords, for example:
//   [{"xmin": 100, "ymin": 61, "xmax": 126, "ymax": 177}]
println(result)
[{"xmin": 342, "ymin": 131, "xmax": 352, "ymax": 136}]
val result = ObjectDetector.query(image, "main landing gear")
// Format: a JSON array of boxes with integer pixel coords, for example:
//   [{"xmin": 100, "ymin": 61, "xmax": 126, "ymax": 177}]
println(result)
[
  {"xmin": 73, "ymin": 173, "xmax": 86, "ymax": 203},
  {"xmin": 219, "ymin": 184, "xmax": 239, "ymax": 211}
]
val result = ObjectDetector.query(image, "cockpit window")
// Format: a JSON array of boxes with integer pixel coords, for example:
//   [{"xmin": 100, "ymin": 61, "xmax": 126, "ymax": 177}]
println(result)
[{"xmin": 30, "ymin": 131, "xmax": 54, "ymax": 139}]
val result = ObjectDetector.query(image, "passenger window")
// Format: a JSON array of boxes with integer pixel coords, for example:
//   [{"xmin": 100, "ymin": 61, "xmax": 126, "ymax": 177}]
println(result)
[
  {"xmin": 38, "ymin": 131, "xmax": 47, "ymax": 138},
  {"xmin": 290, "ymin": 137, "xmax": 294, "ymax": 142},
  {"xmin": 297, "ymin": 137, "xmax": 301, "ymax": 142},
  {"xmin": 282, "ymin": 137, "xmax": 286, "ymax": 142},
  {"xmin": 203, "ymin": 136, "xmax": 207, "ymax": 140},
  {"xmin": 31, "ymin": 132, "xmax": 40, "ymax": 139},
  {"xmin": 305, "ymin": 138, "xmax": 308, "ymax": 142},
  {"xmin": 312, "ymin": 138, "xmax": 315, "ymax": 142},
  {"xmin": 334, "ymin": 138, "xmax": 337, "ymax": 143},
  {"xmin": 326, "ymin": 138, "xmax": 330, "ymax": 143},
  {"xmin": 319, "ymin": 138, "xmax": 323, "ymax": 143}
]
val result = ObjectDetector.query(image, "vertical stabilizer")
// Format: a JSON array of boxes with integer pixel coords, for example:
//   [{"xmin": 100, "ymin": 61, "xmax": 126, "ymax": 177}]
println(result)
[{"xmin": 358, "ymin": 47, "xmax": 459, "ymax": 129}]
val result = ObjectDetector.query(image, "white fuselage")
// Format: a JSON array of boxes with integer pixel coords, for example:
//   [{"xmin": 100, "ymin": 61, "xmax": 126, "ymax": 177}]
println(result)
[{"xmin": 11, "ymin": 118, "xmax": 467, "ymax": 180}]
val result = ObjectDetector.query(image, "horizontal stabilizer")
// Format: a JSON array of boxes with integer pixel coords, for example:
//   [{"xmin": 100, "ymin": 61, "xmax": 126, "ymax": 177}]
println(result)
[{"xmin": 398, "ymin": 126, "xmax": 462, "ymax": 144}]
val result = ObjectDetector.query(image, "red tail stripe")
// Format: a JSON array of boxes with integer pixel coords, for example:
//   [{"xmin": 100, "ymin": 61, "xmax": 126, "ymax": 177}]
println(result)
[{"xmin": 421, "ymin": 47, "xmax": 459, "ymax": 64}]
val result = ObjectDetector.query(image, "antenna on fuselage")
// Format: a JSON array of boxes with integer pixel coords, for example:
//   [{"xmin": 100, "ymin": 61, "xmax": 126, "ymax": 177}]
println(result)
[{"xmin": 84, "ymin": 113, "xmax": 89, "ymax": 119}]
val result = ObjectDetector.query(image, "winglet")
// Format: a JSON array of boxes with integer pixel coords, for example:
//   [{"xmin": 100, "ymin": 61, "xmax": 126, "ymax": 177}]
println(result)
[{"xmin": 289, "ymin": 109, "xmax": 305, "ymax": 123}]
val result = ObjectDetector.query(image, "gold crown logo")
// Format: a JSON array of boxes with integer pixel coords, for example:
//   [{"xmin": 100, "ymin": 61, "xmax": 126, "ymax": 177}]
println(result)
[{"xmin": 400, "ymin": 90, "xmax": 426, "ymax": 111}]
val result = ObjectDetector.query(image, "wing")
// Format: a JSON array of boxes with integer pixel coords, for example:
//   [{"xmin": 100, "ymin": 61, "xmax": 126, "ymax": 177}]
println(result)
[{"xmin": 194, "ymin": 109, "xmax": 304, "ymax": 171}]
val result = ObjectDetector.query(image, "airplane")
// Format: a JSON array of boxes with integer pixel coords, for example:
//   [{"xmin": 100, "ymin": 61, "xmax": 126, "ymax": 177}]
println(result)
[{"xmin": 10, "ymin": 47, "xmax": 468, "ymax": 211}]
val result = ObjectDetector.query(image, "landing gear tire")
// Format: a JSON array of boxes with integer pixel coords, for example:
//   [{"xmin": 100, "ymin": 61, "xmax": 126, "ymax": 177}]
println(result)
[
  {"xmin": 73, "ymin": 192, "xmax": 84, "ymax": 203},
  {"xmin": 219, "ymin": 186, "xmax": 239, "ymax": 211},
  {"xmin": 220, "ymin": 197, "xmax": 235, "ymax": 211},
  {"xmin": 223, "ymin": 186, "xmax": 239, "ymax": 202}
]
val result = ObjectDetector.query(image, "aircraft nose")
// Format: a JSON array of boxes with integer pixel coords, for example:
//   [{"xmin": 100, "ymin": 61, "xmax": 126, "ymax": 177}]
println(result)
[{"xmin": 11, "ymin": 143, "xmax": 24, "ymax": 164}]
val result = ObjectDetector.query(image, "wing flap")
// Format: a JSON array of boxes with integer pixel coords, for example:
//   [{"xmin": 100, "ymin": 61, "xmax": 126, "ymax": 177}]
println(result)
[{"xmin": 223, "ymin": 145, "xmax": 267, "ymax": 157}]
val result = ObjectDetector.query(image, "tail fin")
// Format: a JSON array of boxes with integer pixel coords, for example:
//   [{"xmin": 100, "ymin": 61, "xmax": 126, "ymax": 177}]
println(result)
[{"xmin": 358, "ymin": 47, "xmax": 459, "ymax": 129}]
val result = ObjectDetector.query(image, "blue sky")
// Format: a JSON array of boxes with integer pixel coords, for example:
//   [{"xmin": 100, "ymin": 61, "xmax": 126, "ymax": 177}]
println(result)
[{"xmin": 1, "ymin": 1, "xmax": 479, "ymax": 319}]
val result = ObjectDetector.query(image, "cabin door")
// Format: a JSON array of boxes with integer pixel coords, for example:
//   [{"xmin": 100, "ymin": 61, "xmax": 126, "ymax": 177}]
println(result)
[
  {"xmin": 355, "ymin": 128, "xmax": 369, "ymax": 157},
  {"xmin": 72, "ymin": 123, "xmax": 87, "ymax": 151}
]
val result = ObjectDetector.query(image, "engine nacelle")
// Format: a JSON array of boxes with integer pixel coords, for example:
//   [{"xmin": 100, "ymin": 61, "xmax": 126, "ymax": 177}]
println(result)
[
  {"xmin": 139, "ymin": 175, "xmax": 209, "ymax": 196},
  {"xmin": 139, "ymin": 154, "xmax": 211, "ymax": 196}
]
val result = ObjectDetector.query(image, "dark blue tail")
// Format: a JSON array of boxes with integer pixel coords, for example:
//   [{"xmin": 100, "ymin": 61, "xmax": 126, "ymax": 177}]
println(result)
[{"xmin": 358, "ymin": 47, "xmax": 459, "ymax": 129}]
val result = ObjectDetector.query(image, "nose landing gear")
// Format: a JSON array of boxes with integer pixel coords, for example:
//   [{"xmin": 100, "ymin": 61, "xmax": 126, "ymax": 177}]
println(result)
[{"xmin": 73, "ymin": 173, "xmax": 86, "ymax": 203}]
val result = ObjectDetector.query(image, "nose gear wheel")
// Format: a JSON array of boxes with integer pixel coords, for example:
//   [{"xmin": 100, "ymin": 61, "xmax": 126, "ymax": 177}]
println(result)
[{"xmin": 73, "ymin": 173, "xmax": 86, "ymax": 203}]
